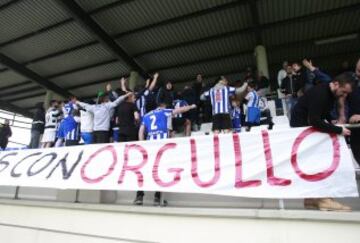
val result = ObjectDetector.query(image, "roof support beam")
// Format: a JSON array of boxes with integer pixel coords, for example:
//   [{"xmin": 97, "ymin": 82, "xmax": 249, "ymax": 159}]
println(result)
[
  {"xmin": 0, "ymin": 53, "xmax": 72, "ymax": 97},
  {"xmin": 55, "ymin": 0, "xmax": 148, "ymax": 78}
]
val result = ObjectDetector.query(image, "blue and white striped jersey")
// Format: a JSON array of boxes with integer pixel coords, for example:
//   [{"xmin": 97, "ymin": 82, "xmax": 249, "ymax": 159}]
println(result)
[
  {"xmin": 63, "ymin": 116, "xmax": 80, "ymax": 141},
  {"xmin": 203, "ymin": 86, "xmax": 235, "ymax": 115},
  {"xmin": 142, "ymin": 108, "xmax": 173, "ymax": 140},
  {"xmin": 136, "ymin": 89, "xmax": 150, "ymax": 117},
  {"xmin": 63, "ymin": 102, "xmax": 76, "ymax": 118},
  {"xmin": 173, "ymin": 99, "xmax": 188, "ymax": 118},
  {"xmin": 245, "ymin": 91, "xmax": 260, "ymax": 108}
]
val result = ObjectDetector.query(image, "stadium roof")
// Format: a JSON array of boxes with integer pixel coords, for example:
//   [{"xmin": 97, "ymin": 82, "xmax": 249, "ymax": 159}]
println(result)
[{"xmin": 0, "ymin": 0, "xmax": 359, "ymax": 117}]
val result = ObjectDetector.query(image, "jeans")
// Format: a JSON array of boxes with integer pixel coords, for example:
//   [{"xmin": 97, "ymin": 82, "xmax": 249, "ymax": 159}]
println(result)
[
  {"xmin": 112, "ymin": 128, "xmax": 119, "ymax": 142},
  {"xmin": 81, "ymin": 132, "xmax": 93, "ymax": 145},
  {"xmin": 285, "ymin": 96, "xmax": 298, "ymax": 120},
  {"xmin": 29, "ymin": 130, "xmax": 42, "ymax": 149}
]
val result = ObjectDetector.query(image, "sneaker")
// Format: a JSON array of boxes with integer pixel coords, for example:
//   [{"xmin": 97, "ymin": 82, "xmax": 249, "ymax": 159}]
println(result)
[
  {"xmin": 133, "ymin": 195, "xmax": 143, "ymax": 206},
  {"xmin": 317, "ymin": 198, "xmax": 351, "ymax": 212},
  {"xmin": 245, "ymin": 127, "xmax": 251, "ymax": 132},
  {"xmin": 268, "ymin": 122, "xmax": 274, "ymax": 130}
]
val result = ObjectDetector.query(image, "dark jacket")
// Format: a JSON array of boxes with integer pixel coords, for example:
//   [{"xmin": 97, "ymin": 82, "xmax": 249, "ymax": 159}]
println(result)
[
  {"xmin": 31, "ymin": 102, "xmax": 45, "ymax": 133},
  {"xmin": 0, "ymin": 124, "xmax": 12, "ymax": 149},
  {"xmin": 348, "ymin": 73, "xmax": 360, "ymax": 117},
  {"xmin": 182, "ymin": 88, "xmax": 196, "ymax": 105},
  {"xmin": 290, "ymin": 83, "xmax": 342, "ymax": 134},
  {"xmin": 156, "ymin": 87, "xmax": 174, "ymax": 108},
  {"xmin": 192, "ymin": 81, "xmax": 203, "ymax": 105},
  {"xmin": 281, "ymin": 75, "xmax": 300, "ymax": 96}
]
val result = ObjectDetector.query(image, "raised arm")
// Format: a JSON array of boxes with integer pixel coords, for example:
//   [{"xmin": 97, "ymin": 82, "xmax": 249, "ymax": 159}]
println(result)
[
  {"xmin": 145, "ymin": 79, "xmax": 150, "ymax": 89},
  {"xmin": 235, "ymin": 82, "xmax": 248, "ymax": 96},
  {"xmin": 303, "ymin": 59, "xmax": 331, "ymax": 83},
  {"xmin": 108, "ymin": 92, "xmax": 133, "ymax": 108},
  {"xmin": 172, "ymin": 104, "xmax": 197, "ymax": 115},
  {"xmin": 106, "ymin": 83, "xmax": 119, "ymax": 102},
  {"xmin": 76, "ymin": 100, "xmax": 94, "ymax": 113},
  {"xmin": 149, "ymin": 72, "xmax": 159, "ymax": 91},
  {"xmin": 120, "ymin": 77, "xmax": 129, "ymax": 92},
  {"xmin": 200, "ymin": 90, "xmax": 210, "ymax": 101}
]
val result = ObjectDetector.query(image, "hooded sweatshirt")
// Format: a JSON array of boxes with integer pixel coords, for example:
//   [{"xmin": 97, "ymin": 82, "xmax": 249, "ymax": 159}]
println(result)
[{"xmin": 77, "ymin": 95, "xmax": 126, "ymax": 132}]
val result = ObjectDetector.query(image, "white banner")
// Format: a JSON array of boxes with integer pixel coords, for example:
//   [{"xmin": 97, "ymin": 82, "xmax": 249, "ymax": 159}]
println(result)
[{"xmin": 0, "ymin": 127, "xmax": 358, "ymax": 198}]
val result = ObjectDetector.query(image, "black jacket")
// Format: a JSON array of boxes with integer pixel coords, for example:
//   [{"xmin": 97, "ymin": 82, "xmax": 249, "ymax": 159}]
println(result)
[
  {"xmin": 156, "ymin": 87, "xmax": 174, "ymax": 108},
  {"xmin": 348, "ymin": 74, "xmax": 360, "ymax": 116},
  {"xmin": 281, "ymin": 75, "xmax": 301, "ymax": 96},
  {"xmin": 290, "ymin": 83, "xmax": 342, "ymax": 134},
  {"xmin": 31, "ymin": 102, "xmax": 45, "ymax": 133}
]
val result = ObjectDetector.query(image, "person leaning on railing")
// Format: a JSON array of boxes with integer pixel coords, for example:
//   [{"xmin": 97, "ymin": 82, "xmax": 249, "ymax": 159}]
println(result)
[{"xmin": 290, "ymin": 72, "xmax": 354, "ymax": 212}]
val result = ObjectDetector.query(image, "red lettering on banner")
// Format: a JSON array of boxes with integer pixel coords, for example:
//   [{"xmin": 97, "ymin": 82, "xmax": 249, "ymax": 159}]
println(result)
[
  {"xmin": 118, "ymin": 144, "xmax": 148, "ymax": 187},
  {"xmin": 153, "ymin": 143, "xmax": 183, "ymax": 187},
  {"xmin": 81, "ymin": 145, "xmax": 117, "ymax": 184},
  {"xmin": 233, "ymin": 134, "xmax": 261, "ymax": 188},
  {"xmin": 261, "ymin": 130, "xmax": 292, "ymax": 186},
  {"xmin": 291, "ymin": 128, "xmax": 340, "ymax": 181},
  {"xmin": 191, "ymin": 135, "xmax": 221, "ymax": 188}
]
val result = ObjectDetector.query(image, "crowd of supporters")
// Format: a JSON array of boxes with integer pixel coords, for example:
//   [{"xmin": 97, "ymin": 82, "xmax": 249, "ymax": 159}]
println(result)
[
  {"xmin": 28, "ymin": 71, "xmax": 276, "ymax": 151},
  {"xmin": 23, "ymin": 58, "xmax": 360, "ymax": 209}
]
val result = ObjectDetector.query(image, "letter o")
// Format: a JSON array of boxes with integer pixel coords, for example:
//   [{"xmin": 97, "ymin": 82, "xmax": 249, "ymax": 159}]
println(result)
[
  {"xmin": 81, "ymin": 145, "xmax": 117, "ymax": 184},
  {"xmin": 291, "ymin": 128, "xmax": 340, "ymax": 182}
]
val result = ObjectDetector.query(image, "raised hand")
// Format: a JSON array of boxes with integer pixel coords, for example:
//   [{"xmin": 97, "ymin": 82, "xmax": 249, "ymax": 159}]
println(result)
[{"xmin": 106, "ymin": 83, "xmax": 112, "ymax": 92}]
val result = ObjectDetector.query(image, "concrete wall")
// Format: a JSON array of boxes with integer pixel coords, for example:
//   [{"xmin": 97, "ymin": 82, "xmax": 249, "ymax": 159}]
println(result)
[{"xmin": 0, "ymin": 199, "xmax": 359, "ymax": 243}]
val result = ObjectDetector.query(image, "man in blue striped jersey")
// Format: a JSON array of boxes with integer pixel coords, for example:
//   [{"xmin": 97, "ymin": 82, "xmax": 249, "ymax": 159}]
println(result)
[
  {"xmin": 137, "ymin": 73, "xmax": 159, "ymax": 119},
  {"xmin": 119, "ymin": 73, "xmax": 159, "ymax": 119},
  {"xmin": 55, "ymin": 108, "xmax": 81, "ymax": 147},
  {"xmin": 62, "ymin": 109, "xmax": 81, "ymax": 146},
  {"xmin": 201, "ymin": 76, "xmax": 245, "ymax": 133},
  {"xmin": 134, "ymin": 101, "xmax": 196, "ymax": 206},
  {"xmin": 172, "ymin": 99, "xmax": 192, "ymax": 136}
]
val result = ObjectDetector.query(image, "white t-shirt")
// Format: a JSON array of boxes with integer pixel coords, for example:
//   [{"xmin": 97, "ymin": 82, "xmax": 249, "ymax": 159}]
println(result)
[{"xmin": 80, "ymin": 110, "xmax": 94, "ymax": 133}]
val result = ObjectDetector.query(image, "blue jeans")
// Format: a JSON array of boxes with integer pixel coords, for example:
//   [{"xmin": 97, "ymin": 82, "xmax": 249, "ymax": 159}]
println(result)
[
  {"xmin": 81, "ymin": 132, "xmax": 93, "ymax": 145},
  {"xmin": 285, "ymin": 96, "xmax": 298, "ymax": 120},
  {"xmin": 112, "ymin": 128, "xmax": 119, "ymax": 142}
]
